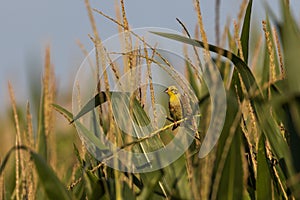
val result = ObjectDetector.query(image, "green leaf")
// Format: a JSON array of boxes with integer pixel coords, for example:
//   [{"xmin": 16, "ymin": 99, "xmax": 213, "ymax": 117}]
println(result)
[
  {"xmin": 83, "ymin": 170, "xmax": 105, "ymax": 200},
  {"xmin": 151, "ymin": 31, "xmax": 260, "ymax": 95},
  {"xmin": 185, "ymin": 58, "xmax": 201, "ymax": 100},
  {"xmin": 55, "ymin": 93, "xmax": 166, "ymax": 174},
  {"xmin": 254, "ymin": 101, "xmax": 292, "ymax": 168},
  {"xmin": 217, "ymin": 127, "xmax": 244, "ymax": 200},
  {"xmin": 256, "ymin": 134, "xmax": 272, "ymax": 200},
  {"xmin": 138, "ymin": 171, "xmax": 164, "ymax": 200},
  {"xmin": 30, "ymin": 151, "xmax": 72, "ymax": 199},
  {"xmin": 73, "ymin": 143, "xmax": 83, "ymax": 165},
  {"xmin": 52, "ymin": 103, "xmax": 109, "ymax": 151},
  {"xmin": 52, "ymin": 103, "xmax": 73, "ymax": 121},
  {"xmin": 37, "ymin": 91, "xmax": 47, "ymax": 161},
  {"xmin": 162, "ymin": 155, "xmax": 193, "ymax": 199},
  {"xmin": 72, "ymin": 175, "xmax": 85, "ymax": 199},
  {"xmin": 122, "ymin": 181, "xmax": 136, "ymax": 199},
  {"xmin": 240, "ymin": 0, "xmax": 252, "ymax": 63},
  {"xmin": 279, "ymin": 0, "xmax": 300, "ymax": 94},
  {"xmin": 69, "ymin": 91, "xmax": 166, "ymax": 154},
  {"xmin": 70, "ymin": 92, "xmax": 107, "ymax": 123},
  {"xmin": 212, "ymin": 90, "xmax": 244, "ymax": 199}
]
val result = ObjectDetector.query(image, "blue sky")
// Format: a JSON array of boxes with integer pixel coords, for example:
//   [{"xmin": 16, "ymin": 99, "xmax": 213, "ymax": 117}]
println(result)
[{"xmin": 0, "ymin": 0, "xmax": 299, "ymax": 113}]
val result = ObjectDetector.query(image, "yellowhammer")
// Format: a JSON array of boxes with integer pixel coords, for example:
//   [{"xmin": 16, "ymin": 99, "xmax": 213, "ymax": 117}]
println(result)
[{"xmin": 164, "ymin": 85, "xmax": 183, "ymax": 130}]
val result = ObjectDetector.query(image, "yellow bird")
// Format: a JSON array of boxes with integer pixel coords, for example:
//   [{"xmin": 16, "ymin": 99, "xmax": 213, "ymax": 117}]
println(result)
[{"xmin": 164, "ymin": 86, "xmax": 183, "ymax": 130}]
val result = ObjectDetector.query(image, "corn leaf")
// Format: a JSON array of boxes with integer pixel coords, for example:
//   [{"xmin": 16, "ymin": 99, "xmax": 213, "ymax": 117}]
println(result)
[
  {"xmin": 240, "ymin": 0, "xmax": 253, "ymax": 64},
  {"xmin": 256, "ymin": 134, "xmax": 272, "ymax": 200}
]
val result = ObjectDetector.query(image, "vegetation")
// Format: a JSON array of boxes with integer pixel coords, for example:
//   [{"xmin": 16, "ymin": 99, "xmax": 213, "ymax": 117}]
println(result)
[{"xmin": 1, "ymin": 0, "xmax": 300, "ymax": 199}]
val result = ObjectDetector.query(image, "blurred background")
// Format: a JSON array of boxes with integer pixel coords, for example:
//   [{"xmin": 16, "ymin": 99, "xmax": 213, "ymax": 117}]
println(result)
[{"xmin": 0, "ymin": 0, "xmax": 299, "ymax": 114}]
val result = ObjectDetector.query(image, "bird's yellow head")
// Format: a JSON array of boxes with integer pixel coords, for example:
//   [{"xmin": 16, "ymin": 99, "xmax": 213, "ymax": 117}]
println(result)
[{"xmin": 164, "ymin": 85, "xmax": 179, "ymax": 97}]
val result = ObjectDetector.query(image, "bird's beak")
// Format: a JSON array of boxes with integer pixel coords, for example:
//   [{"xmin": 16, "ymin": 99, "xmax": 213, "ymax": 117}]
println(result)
[{"xmin": 164, "ymin": 88, "xmax": 169, "ymax": 93}]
